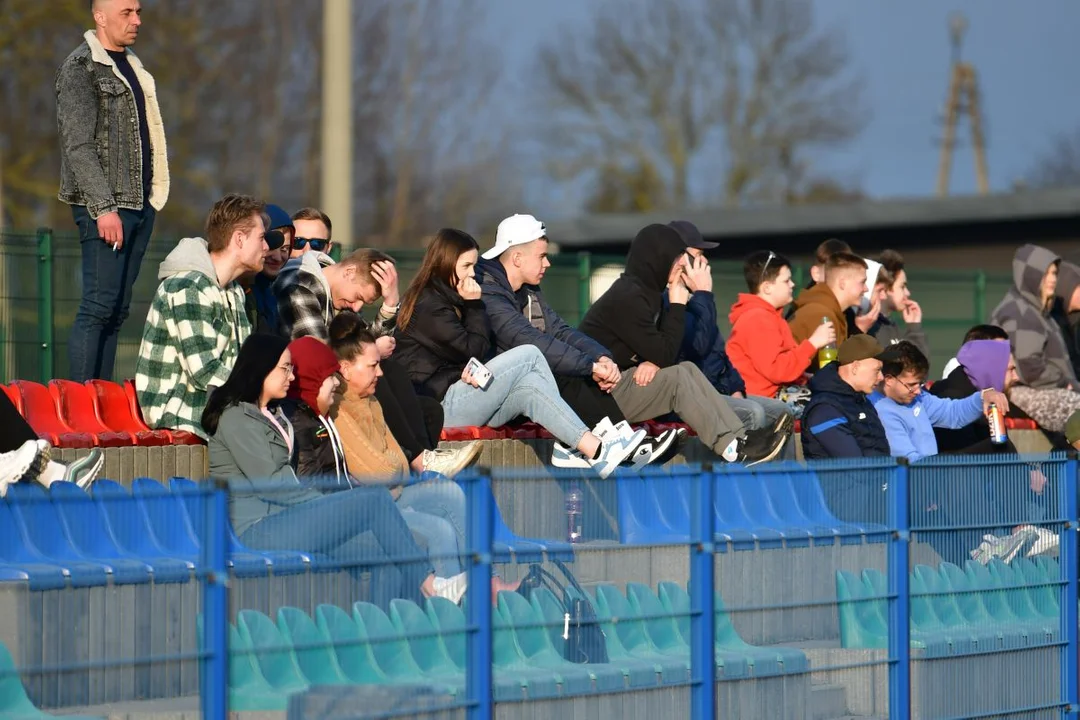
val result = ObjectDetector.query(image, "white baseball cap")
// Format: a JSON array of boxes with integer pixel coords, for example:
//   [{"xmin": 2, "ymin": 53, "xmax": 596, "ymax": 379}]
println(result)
[{"xmin": 482, "ymin": 214, "xmax": 547, "ymax": 260}]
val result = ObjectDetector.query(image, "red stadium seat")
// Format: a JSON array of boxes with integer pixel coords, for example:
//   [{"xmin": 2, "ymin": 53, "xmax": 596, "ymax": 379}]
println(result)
[
  {"xmin": 1004, "ymin": 418, "xmax": 1038, "ymax": 430},
  {"xmin": 85, "ymin": 380, "xmax": 172, "ymax": 446},
  {"xmin": 121, "ymin": 378, "xmax": 205, "ymax": 445},
  {"xmin": 48, "ymin": 380, "xmax": 133, "ymax": 447},
  {"xmin": 1, "ymin": 383, "xmax": 21, "ymax": 413},
  {"xmin": 10, "ymin": 380, "xmax": 95, "ymax": 448}
]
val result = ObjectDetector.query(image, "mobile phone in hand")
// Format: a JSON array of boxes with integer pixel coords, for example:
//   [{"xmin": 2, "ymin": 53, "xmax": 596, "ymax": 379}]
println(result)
[{"xmin": 465, "ymin": 357, "xmax": 493, "ymax": 390}]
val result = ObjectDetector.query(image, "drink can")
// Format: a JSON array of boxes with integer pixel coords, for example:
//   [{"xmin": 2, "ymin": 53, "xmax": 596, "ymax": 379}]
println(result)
[{"xmin": 988, "ymin": 403, "xmax": 1007, "ymax": 444}]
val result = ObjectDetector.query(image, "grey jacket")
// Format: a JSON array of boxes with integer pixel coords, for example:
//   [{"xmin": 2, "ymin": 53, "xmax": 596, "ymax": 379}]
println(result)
[
  {"xmin": 208, "ymin": 402, "xmax": 321, "ymax": 537},
  {"xmin": 991, "ymin": 244, "xmax": 1077, "ymax": 389},
  {"xmin": 868, "ymin": 314, "xmax": 930, "ymax": 360},
  {"xmin": 56, "ymin": 30, "xmax": 169, "ymax": 219}
]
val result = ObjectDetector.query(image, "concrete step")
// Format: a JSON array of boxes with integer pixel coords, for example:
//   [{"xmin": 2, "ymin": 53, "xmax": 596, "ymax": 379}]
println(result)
[{"xmin": 809, "ymin": 683, "xmax": 848, "ymax": 720}]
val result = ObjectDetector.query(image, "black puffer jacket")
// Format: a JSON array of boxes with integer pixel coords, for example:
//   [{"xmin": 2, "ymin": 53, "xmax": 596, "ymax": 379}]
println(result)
[
  {"xmin": 801, "ymin": 363, "xmax": 890, "ymax": 459},
  {"xmin": 278, "ymin": 398, "xmax": 352, "ymax": 489},
  {"xmin": 395, "ymin": 279, "xmax": 492, "ymax": 401},
  {"xmin": 578, "ymin": 224, "xmax": 688, "ymax": 370}
]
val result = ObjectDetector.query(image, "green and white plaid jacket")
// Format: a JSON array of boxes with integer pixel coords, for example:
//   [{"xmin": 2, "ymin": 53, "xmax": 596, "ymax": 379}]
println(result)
[{"xmin": 135, "ymin": 238, "xmax": 251, "ymax": 439}]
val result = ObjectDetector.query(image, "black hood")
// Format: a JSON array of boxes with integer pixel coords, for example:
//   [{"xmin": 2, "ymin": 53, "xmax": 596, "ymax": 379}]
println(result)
[{"xmin": 623, "ymin": 224, "xmax": 687, "ymax": 293}]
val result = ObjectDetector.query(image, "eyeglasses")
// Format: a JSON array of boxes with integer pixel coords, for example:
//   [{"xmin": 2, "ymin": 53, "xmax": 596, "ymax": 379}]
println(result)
[
  {"xmin": 894, "ymin": 376, "xmax": 925, "ymax": 393},
  {"xmin": 294, "ymin": 237, "xmax": 330, "ymax": 252},
  {"xmin": 760, "ymin": 251, "xmax": 776, "ymax": 284}
]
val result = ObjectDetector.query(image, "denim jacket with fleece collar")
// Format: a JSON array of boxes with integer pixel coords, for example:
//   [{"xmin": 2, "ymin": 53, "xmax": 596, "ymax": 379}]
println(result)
[{"xmin": 56, "ymin": 30, "xmax": 170, "ymax": 218}]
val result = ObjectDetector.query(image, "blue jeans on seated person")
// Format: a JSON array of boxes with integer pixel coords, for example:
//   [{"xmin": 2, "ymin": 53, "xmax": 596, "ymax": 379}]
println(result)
[
  {"xmin": 69, "ymin": 204, "xmax": 156, "ymax": 382},
  {"xmin": 397, "ymin": 475, "xmax": 466, "ymax": 577},
  {"xmin": 441, "ymin": 345, "xmax": 590, "ymax": 447},
  {"xmin": 727, "ymin": 395, "xmax": 797, "ymax": 460},
  {"xmin": 238, "ymin": 485, "xmax": 432, "ymax": 608}
]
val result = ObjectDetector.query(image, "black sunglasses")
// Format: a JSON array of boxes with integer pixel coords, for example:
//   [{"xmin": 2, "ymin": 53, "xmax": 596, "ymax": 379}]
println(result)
[{"xmin": 294, "ymin": 237, "xmax": 330, "ymax": 252}]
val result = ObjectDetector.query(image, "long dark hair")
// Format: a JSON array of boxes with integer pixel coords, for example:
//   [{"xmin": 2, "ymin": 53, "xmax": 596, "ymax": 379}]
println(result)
[
  {"xmin": 201, "ymin": 334, "xmax": 290, "ymax": 436},
  {"xmin": 397, "ymin": 228, "xmax": 479, "ymax": 330}
]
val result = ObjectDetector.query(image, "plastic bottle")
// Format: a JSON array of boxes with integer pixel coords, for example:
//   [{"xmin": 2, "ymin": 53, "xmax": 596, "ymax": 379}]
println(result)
[
  {"xmin": 817, "ymin": 316, "xmax": 838, "ymax": 368},
  {"xmin": 566, "ymin": 486, "xmax": 583, "ymax": 543}
]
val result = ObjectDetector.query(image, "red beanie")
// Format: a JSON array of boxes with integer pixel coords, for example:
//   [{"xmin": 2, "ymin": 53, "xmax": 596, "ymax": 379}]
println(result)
[{"xmin": 287, "ymin": 337, "xmax": 340, "ymax": 413}]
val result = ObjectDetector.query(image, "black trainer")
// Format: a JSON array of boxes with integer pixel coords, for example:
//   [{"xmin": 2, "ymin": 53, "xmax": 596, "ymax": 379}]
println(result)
[
  {"xmin": 734, "ymin": 426, "xmax": 788, "ymax": 466},
  {"xmin": 623, "ymin": 428, "xmax": 685, "ymax": 469}
]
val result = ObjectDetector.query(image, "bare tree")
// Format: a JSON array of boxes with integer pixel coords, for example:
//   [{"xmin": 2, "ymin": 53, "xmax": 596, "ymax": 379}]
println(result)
[
  {"xmin": 1023, "ymin": 128, "xmax": 1080, "ymax": 189},
  {"xmin": 535, "ymin": 0, "xmax": 866, "ymax": 213}
]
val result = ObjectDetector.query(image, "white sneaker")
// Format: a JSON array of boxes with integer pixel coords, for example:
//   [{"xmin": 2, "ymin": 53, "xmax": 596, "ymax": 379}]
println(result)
[
  {"xmin": 624, "ymin": 428, "xmax": 683, "ymax": 470},
  {"xmin": 64, "ymin": 449, "xmax": 104, "ymax": 490},
  {"xmin": 431, "ymin": 572, "xmax": 468, "ymax": 604},
  {"xmin": 423, "ymin": 441, "xmax": 482, "ymax": 478},
  {"xmin": 588, "ymin": 429, "xmax": 646, "ymax": 478},
  {"xmin": 0, "ymin": 440, "xmax": 49, "ymax": 494},
  {"xmin": 551, "ymin": 442, "xmax": 592, "ymax": 469}
]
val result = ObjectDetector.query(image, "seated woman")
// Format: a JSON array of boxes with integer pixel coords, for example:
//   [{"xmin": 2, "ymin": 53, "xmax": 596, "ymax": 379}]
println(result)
[
  {"xmin": 0, "ymin": 392, "xmax": 102, "ymax": 496},
  {"xmin": 203, "ymin": 333, "xmax": 465, "ymax": 607},
  {"xmin": 393, "ymin": 228, "xmax": 641, "ymax": 478}
]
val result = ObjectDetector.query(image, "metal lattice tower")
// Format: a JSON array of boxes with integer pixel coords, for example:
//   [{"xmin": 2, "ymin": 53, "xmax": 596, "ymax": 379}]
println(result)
[{"xmin": 936, "ymin": 13, "xmax": 989, "ymax": 196}]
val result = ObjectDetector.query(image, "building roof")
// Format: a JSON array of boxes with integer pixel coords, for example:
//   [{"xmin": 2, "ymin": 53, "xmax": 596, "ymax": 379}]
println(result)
[{"xmin": 551, "ymin": 187, "xmax": 1080, "ymax": 252}]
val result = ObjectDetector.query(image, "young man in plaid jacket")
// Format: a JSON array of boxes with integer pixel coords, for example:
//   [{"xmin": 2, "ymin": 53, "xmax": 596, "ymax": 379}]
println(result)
[{"xmin": 135, "ymin": 194, "xmax": 269, "ymax": 439}]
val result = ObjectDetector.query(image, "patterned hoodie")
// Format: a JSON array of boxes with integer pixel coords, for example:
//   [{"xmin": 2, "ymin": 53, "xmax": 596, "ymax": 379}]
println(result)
[
  {"xmin": 991, "ymin": 244, "xmax": 1076, "ymax": 389},
  {"xmin": 135, "ymin": 238, "xmax": 251, "ymax": 439}
]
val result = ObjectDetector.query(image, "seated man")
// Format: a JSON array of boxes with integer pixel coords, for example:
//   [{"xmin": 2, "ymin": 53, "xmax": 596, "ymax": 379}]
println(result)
[
  {"xmin": 930, "ymin": 339, "xmax": 1021, "ymax": 454},
  {"xmin": 579, "ymin": 223, "xmax": 787, "ymax": 465},
  {"xmin": 800, "ymin": 335, "xmax": 889, "ymax": 460},
  {"xmin": 135, "ymin": 194, "xmax": 264, "ymax": 439},
  {"xmin": 872, "ymin": 341, "xmax": 1009, "ymax": 463},
  {"xmin": 240, "ymin": 203, "xmax": 291, "ymax": 334},
  {"xmin": 666, "ymin": 223, "xmax": 794, "ymax": 450},
  {"xmin": 478, "ymin": 214, "xmax": 680, "ymax": 466},
  {"xmin": 728, "ymin": 250, "xmax": 836, "ymax": 399},
  {"xmin": 290, "ymin": 206, "xmax": 335, "ymax": 259},
  {"xmin": 789, "ymin": 252, "xmax": 868, "ymax": 354}
]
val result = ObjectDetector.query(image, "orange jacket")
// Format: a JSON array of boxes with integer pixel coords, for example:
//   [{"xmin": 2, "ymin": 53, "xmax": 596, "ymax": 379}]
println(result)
[{"xmin": 727, "ymin": 293, "xmax": 817, "ymax": 398}]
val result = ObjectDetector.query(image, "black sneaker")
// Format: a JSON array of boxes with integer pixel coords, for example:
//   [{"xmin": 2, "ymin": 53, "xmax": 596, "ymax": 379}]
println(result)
[
  {"xmin": 733, "ymin": 427, "xmax": 788, "ymax": 467},
  {"xmin": 622, "ymin": 428, "xmax": 685, "ymax": 469},
  {"xmin": 771, "ymin": 412, "xmax": 794, "ymax": 437}
]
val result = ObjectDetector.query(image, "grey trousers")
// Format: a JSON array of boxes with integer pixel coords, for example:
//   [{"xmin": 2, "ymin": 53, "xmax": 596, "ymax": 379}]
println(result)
[{"xmin": 612, "ymin": 361, "xmax": 746, "ymax": 456}]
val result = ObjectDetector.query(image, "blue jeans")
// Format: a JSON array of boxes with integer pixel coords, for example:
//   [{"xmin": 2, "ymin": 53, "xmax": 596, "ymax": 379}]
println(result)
[
  {"xmin": 69, "ymin": 204, "xmax": 155, "ymax": 382},
  {"xmin": 441, "ymin": 345, "xmax": 589, "ymax": 447},
  {"xmin": 238, "ymin": 485, "xmax": 432, "ymax": 609},
  {"xmin": 397, "ymin": 476, "xmax": 466, "ymax": 577},
  {"xmin": 728, "ymin": 395, "xmax": 797, "ymax": 460}
]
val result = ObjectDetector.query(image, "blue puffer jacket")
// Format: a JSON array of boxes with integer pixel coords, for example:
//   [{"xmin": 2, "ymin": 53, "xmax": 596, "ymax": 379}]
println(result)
[
  {"xmin": 800, "ymin": 363, "xmax": 890, "ymax": 459},
  {"xmin": 479, "ymin": 259, "xmax": 610, "ymax": 377},
  {"xmin": 663, "ymin": 289, "xmax": 746, "ymax": 396}
]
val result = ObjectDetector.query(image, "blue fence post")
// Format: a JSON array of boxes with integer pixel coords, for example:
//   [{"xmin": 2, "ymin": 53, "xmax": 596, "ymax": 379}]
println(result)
[
  {"xmin": 200, "ymin": 480, "xmax": 229, "ymax": 720},
  {"xmin": 690, "ymin": 465, "xmax": 716, "ymax": 720},
  {"xmin": 887, "ymin": 459, "xmax": 910, "ymax": 719},
  {"xmin": 1063, "ymin": 455, "xmax": 1078, "ymax": 719},
  {"xmin": 465, "ymin": 472, "xmax": 493, "ymax": 720}
]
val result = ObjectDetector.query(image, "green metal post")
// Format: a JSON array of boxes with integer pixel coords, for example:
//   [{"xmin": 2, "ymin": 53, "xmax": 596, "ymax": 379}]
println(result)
[
  {"xmin": 974, "ymin": 270, "xmax": 986, "ymax": 324},
  {"xmin": 793, "ymin": 264, "xmax": 805, "ymax": 290},
  {"xmin": 577, "ymin": 251, "xmax": 592, "ymax": 323},
  {"xmin": 36, "ymin": 228, "xmax": 54, "ymax": 383}
]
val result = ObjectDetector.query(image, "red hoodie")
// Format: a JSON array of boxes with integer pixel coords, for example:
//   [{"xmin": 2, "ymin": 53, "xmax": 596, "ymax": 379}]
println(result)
[{"xmin": 727, "ymin": 293, "xmax": 817, "ymax": 398}]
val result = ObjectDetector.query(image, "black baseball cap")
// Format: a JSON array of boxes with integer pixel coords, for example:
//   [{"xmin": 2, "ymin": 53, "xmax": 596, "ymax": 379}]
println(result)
[{"xmin": 667, "ymin": 220, "xmax": 719, "ymax": 250}]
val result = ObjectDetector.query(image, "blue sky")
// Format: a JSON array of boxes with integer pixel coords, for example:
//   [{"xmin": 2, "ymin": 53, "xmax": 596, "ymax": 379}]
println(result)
[{"xmin": 488, "ymin": 1, "xmax": 1080, "ymax": 207}]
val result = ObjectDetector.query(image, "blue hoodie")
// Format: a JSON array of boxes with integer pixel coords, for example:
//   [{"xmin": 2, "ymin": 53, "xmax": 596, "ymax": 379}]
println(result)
[{"xmin": 871, "ymin": 388, "xmax": 984, "ymax": 463}]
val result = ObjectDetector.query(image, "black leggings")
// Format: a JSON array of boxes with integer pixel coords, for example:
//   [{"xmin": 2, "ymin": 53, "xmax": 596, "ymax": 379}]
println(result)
[
  {"xmin": 1, "ymin": 392, "xmax": 37, "ymax": 453},
  {"xmin": 556, "ymin": 375, "xmax": 626, "ymax": 429},
  {"xmin": 376, "ymin": 358, "xmax": 443, "ymax": 462}
]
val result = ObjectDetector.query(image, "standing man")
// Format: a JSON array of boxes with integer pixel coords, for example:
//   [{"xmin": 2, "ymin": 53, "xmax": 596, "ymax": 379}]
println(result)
[{"xmin": 57, "ymin": 0, "xmax": 168, "ymax": 382}]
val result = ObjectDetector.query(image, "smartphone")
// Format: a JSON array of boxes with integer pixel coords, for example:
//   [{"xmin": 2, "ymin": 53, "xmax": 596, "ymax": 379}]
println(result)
[{"xmin": 465, "ymin": 357, "xmax": 493, "ymax": 390}]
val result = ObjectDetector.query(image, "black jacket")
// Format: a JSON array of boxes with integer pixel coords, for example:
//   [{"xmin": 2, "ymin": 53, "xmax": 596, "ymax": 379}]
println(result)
[
  {"xmin": 927, "ymin": 368, "xmax": 1018, "ymax": 455},
  {"xmin": 395, "ymin": 280, "xmax": 492, "ymax": 401},
  {"xmin": 801, "ymin": 363, "xmax": 890, "ymax": 459},
  {"xmin": 579, "ymin": 224, "xmax": 688, "ymax": 371},
  {"xmin": 479, "ymin": 258, "xmax": 609, "ymax": 378},
  {"xmin": 278, "ymin": 398, "xmax": 351, "ymax": 487}
]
